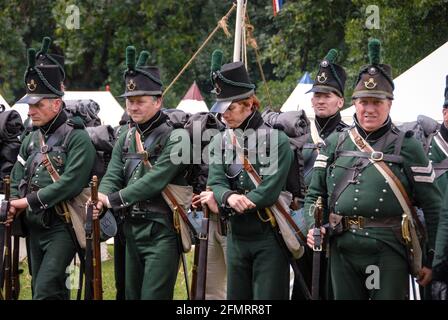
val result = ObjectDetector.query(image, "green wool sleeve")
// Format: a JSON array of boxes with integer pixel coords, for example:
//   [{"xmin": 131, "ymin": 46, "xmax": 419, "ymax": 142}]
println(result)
[
  {"xmin": 245, "ymin": 131, "xmax": 293, "ymax": 208},
  {"xmin": 303, "ymin": 133, "xmax": 337, "ymax": 230},
  {"xmin": 10, "ymin": 133, "xmax": 33, "ymax": 199},
  {"xmin": 206, "ymin": 134, "xmax": 232, "ymax": 207},
  {"xmin": 433, "ymin": 188, "xmax": 448, "ymax": 278},
  {"xmin": 110, "ymin": 129, "xmax": 191, "ymax": 207},
  {"xmin": 31, "ymin": 130, "xmax": 96, "ymax": 209},
  {"xmin": 402, "ymin": 137, "xmax": 443, "ymax": 250}
]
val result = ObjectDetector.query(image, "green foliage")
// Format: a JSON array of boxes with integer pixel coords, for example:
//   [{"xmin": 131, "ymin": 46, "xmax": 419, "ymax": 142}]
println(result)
[{"xmin": 0, "ymin": 0, "xmax": 447, "ymax": 112}]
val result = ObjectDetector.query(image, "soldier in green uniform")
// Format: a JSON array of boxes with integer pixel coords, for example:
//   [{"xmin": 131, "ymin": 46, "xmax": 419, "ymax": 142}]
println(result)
[
  {"xmin": 304, "ymin": 39, "xmax": 442, "ymax": 300},
  {"xmin": 92, "ymin": 46, "xmax": 191, "ymax": 300},
  {"xmin": 7, "ymin": 48, "xmax": 96, "ymax": 300},
  {"xmin": 431, "ymin": 75, "xmax": 448, "ymax": 300},
  {"xmin": 303, "ymin": 49, "xmax": 348, "ymax": 186},
  {"xmin": 206, "ymin": 50, "xmax": 293, "ymax": 299},
  {"xmin": 293, "ymin": 49, "xmax": 348, "ymax": 300}
]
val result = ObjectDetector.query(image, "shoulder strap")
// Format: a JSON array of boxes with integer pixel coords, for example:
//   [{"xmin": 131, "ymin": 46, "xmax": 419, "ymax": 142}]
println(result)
[
  {"xmin": 330, "ymin": 129, "xmax": 401, "ymax": 212},
  {"xmin": 123, "ymin": 123, "xmax": 172, "ymax": 183},
  {"xmin": 229, "ymin": 130, "xmax": 307, "ymax": 243},
  {"xmin": 25, "ymin": 123, "xmax": 74, "ymax": 183},
  {"xmin": 348, "ymin": 127, "xmax": 425, "ymax": 234}
]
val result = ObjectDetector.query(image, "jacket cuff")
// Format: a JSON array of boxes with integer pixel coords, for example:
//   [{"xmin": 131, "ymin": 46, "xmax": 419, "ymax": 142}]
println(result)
[
  {"xmin": 221, "ymin": 190, "xmax": 238, "ymax": 208},
  {"xmin": 26, "ymin": 191, "xmax": 47, "ymax": 214},
  {"xmin": 108, "ymin": 191, "xmax": 129, "ymax": 210}
]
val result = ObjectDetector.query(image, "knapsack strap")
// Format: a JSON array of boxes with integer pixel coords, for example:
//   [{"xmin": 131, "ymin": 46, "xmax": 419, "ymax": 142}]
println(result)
[
  {"xmin": 348, "ymin": 127, "xmax": 425, "ymax": 234},
  {"xmin": 336, "ymin": 150, "xmax": 403, "ymax": 164},
  {"xmin": 25, "ymin": 123, "xmax": 74, "ymax": 188},
  {"xmin": 123, "ymin": 123, "xmax": 172, "ymax": 183},
  {"xmin": 329, "ymin": 129, "xmax": 398, "ymax": 212},
  {"xmin": 228, "ymin": 129, "xmax": 307, "ymax": 243}
]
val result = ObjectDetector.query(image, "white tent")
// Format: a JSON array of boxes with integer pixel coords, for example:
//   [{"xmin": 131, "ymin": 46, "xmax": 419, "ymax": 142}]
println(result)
[
  {"xmin": 281, "ymin": 72, "xmax": 313, "ymax": 113},
  {"xmin": 389, "ymin": 41, "xmax": 448, "ymax": 123},
  {"xmin": 63, "ymin": 91, "xmax": 124, "ymax": 127},
  {"xmin": 12, "ymin": 91, "xmax": 124, "ymax": 127},
  {"xmin": 176, "ymin": 81, "xmax": 208, "ymax": 114},
  {"xmin": 0, "ymin": 94, "xmax": 10, "ymax": 110}
]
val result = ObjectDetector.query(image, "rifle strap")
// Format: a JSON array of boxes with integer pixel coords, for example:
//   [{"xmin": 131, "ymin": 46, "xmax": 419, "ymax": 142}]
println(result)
[
  {"xmin": 135, "ymin": 129, "xmax": 196, "ymax": 234},
  {"xmin": 348, "ymin": 128, "xmax": 425, "ymax": 234},
  {"xmin": 228, "ymin": 130, "xmax": 307, "ymax": 243},
  {"xmin": 0, "ymin": 209, "xmax": 5, "ymax": 290},
  {"xmin": 123, "ymin": 123, "xmax": 171, "ymax": 183}
]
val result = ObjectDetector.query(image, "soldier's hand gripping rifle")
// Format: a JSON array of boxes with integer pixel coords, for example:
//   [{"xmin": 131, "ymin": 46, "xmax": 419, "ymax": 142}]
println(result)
[
  {"xmin": 0, "ymin": 176, "xmax": 12, "ymax": 300},
  {"xmin": 85, "ymin": 176, "xmax": 103, "ymax": 300},
  {"xmin": 191, "ymin": 187, "xmax": 211, "ymax": 300},
  {"xmin": 311, "ymin": 196, "xmax": 324, "ymax": 300}
]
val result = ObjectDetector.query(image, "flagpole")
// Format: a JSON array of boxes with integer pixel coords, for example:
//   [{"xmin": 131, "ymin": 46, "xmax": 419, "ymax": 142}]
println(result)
[{"xmin": 233, "ymin": 0, "xmax": 244, "ymax": 62}]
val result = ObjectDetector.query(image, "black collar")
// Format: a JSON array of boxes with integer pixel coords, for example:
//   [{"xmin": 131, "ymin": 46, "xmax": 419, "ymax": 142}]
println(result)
[
  {"xmin": 236, "ymin": 111, "xmax": 264, "ymax": 131},
  {"xmin": 38, "ymin": 110, "xmax": 68, "ymax": 136},
  {"xmin": 440, "ymin": 122, "xmax": 448, "ymax": 142},
  {"xmin": 354, "ymin": 114, "xmax": 392, "ymax": 143},
  {"xmin": 315, "ymin": 112, "xmax": 343, "ymax": 139},
  {"xmin": 132, "ymin": 110, "xmax": 167, "ymax": 136}
]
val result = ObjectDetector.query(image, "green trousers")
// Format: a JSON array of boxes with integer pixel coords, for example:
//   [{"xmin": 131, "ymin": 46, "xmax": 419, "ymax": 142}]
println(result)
[
  {"xmin": 227, "ymin": 230, "xmax": 290, "ymax": 300},
  {"xmin": 330, "ymin": 232, "xmax": 409, "ymax": 300},
  {"xmin": 28, "ymin": 220, "xmax": 76, "ymax": 300},
  {"xmin": 123, "ymin": 218, "xmax": 180, "ymax": 300}
]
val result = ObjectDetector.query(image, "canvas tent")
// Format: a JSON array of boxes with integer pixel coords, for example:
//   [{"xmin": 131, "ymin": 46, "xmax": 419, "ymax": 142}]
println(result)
[
  {"xmin": 176, "ymin": 81, "xmax": 208, "ymax": 114},
  {"xmin": 281, "ymin": 72, "xmax": 313, "ymax": 113},
  {"xmin": 0, "ymin": 94, "xmax": 11, "ymax": 110},
  {"xmin": 12, "ymin": 91, "xmax": 124, "ymax": 127},
  {"xmin": 390, "ymin": 41, "xmax": 448, "ymax": 123}
]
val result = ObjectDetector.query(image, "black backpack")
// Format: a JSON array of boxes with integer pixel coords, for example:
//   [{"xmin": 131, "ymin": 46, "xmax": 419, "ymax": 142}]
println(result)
[
  {"xmin": 261, "ymin": 109, "xmax": 310, "ymax": 202},
  {"xmin": 64, "ymin": 100, "xmax": 116, "ymax": 180},
  {"xmin": 397, "ymin": 115, "xmax": 440, "ymax": 153},
  {"xmin": 0, "ymin": 108, "xmax": 24, "ymax": 190}
]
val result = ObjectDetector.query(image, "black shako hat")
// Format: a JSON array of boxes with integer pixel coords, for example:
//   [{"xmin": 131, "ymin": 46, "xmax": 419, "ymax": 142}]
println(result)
[
  {"xmin": 17, "ymin": 48, "xmax": 64, "ymax": 105},
  {"xmin": 307, "ymin": 49, "xmax": 346, "ymax": 97},
  {"xmin": 352, "ymin": 39, "xmax": 395, "ymax": 100},
  {"xmin": 119, "ymin": 46, "xmax": 163, "ymax": 98},
  {"xmin": 209, "ymin": 49, "xmax": 255, "ymax": 113}
]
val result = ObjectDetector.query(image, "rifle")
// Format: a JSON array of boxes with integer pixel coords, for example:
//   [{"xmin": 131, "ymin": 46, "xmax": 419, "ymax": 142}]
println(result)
[
  {"xmin": 11, "ymin": 235, "xmax": 20, "ymax": 300},
  {"xmin": 191, "ymin": 188, "xmax": 211, "ymax": 300},
  {"xmin": 0, "ymin": 176, "xmax": 12, "ymax": 300},
  {"xmin": 85, "ymin": 176, "xmax": 103, "ymax": 300},
  {"xmin": 311, "ymin": 196, "xmax": 323, "ymax": 300}
]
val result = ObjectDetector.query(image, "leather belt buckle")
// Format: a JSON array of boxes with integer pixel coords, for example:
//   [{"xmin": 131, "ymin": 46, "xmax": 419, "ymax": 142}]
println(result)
[
  {"xmin": 41, "ymin": 145, "xmax": 49, "ymax": 154},
  {"xmin": 344, "ymin": 216, "xmax": 365, "ymax": 230},
  {"xmin": 371, "ymin": 151, "xmax": 384, "ymax": 162}
]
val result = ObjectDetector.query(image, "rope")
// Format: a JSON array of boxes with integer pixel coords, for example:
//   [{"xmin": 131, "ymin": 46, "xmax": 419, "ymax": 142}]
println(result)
[
  {"xmin": 245, "ymin": 14, "xmax": 273, "ymax": 108},
  {"xmin": 162, "ymin": 3, "xmax": 236, "ymax": 97}
]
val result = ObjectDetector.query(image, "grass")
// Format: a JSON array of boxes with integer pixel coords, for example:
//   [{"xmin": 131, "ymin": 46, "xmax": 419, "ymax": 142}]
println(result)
[{"xmin": 17, "ymin": 245, "xmax": 194, "ymax": 300}]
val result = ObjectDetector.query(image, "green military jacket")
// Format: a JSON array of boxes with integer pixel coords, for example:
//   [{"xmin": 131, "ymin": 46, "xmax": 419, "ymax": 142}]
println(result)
[
  {"xmin": 303, "ymin": 112, "xmax": 348, "ymax": 186},
  {"xmin": 207, "ymin": 111, "xmax": 293, "ymax": 238},
  {"xmin": 428, "ymin": 131, "xmax": 448, "ymax": 187},
  {"xmin": 433, "ymin": 187, "xmax": 448, "ymax": 281},
  {"xmin": 10, "ymin": 112, "xmax": 95, "ymax": 216},
  {"xmin": 99, "ymin": 112, "xmax": 190, "ymax": 223},
  {"xmin": 304, "ymin": 119, "xmax": 442, "ymax": 257}
]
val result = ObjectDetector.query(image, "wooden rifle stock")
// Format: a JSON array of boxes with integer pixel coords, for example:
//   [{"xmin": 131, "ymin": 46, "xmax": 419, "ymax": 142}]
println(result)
[
  {"xmin": 3, "ymin": 176, "xmax": 12, "ymax": 300},
  {"xmin": 191, "ymin": 187, "xmax": 212, "ymax": 300},
  {"xmin": 311, "ymin": 196, "xmax": 323, "ymax": 300},
  {"xmin": 91, "ymin": 176, "xmax": 103, "ymax": 300}
]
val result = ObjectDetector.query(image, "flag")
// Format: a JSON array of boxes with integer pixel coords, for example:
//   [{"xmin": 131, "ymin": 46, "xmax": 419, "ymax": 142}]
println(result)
[{"xmin": 272, "ymin": 0, "xmax": 283, "ymax": 16}]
